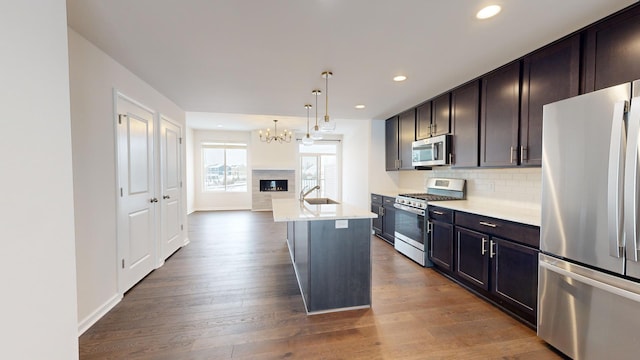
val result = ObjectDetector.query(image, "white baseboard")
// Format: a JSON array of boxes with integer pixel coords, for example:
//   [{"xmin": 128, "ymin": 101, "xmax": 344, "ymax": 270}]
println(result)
[{"xmin": 77, "ymin": 293, "xmax": 122, "ymax": 336}]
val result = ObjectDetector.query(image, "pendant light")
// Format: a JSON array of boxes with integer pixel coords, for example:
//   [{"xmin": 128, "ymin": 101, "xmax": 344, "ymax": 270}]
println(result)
[
  {"xmin": 302, "ymin": 104, "xmax": 314, "ymax": 146},
  {"xmin": 320, "ymin": 71, "xmax": 336, "ymax": 132},
  {"xmin": 311, "ymin": 89, "xmax": 323, "ymax": 140}
]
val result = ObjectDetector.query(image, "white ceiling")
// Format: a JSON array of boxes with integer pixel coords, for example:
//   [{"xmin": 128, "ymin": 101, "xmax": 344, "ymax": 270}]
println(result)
[{"xmin": 66, "ymin": 0, "xmax": 637, "ymax": 132}]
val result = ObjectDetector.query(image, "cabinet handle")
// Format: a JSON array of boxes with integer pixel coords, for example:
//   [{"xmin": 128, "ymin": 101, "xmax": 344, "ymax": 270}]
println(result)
[
  {"xmin": 433, "ymin": 210, "xmax": 444, "ymax": 215},
  {"xmin": 520, "ymin": 145, "xmax": 527, "ymax": 163},
  {"xmin": 479, "ymin": 221, "xmax": 497, "ymax": 228},
  {"xmin": 149, "ymin": 198, "xmax": 158, "ymax": 203},
  {"xmin": 431, "ymin": 123, "xmax": 436, "ymax": 135},
  {"xmin": 427, "ymin": 221, "xmax": 433, "ymax": 233},
  {"xmin": 510, "ymin": 146, "xmax": 517, "ymax": 164},
  {"xmin": 449, "ymin": 153, "xmax": 454, "ymax": 165},
  {"xmin": 380, "ymin": 206, "xmax": 385, "ymax": 216},
  {"xmin": 490, "ymin": 240, "xmax": 496, "ymax": 258},
  {"xmin": 481, "ymin": 237, "xmax": 488, "ymax": 255}
]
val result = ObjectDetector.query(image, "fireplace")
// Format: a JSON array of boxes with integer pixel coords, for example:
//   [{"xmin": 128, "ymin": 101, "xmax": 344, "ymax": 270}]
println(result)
[
  {"xmin": 260, "ymin": 179, "xmax": 288, "ymax": 192},
  {"xmin": 252, "ymin": 170, "xmax": 295, "ymax": 211}
]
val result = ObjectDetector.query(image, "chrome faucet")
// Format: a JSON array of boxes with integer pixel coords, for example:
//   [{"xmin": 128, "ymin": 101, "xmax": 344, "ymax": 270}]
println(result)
[{"xmin": 300, "ymin": 185, "xmax": 320, "ymax": 201}]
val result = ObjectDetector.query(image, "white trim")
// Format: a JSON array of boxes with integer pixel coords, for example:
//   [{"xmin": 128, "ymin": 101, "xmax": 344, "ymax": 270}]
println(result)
[{"xmin": 77, "ymin": 293, "xmax": 122, "ymax": 336}]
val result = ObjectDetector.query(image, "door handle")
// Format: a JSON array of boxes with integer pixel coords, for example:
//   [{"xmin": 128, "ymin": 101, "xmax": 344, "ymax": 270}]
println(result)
[
  {"xmin": 625, "ymin": 98, "xmax": 640, "ymax": 261},
  {"xmin": 510, "ymin": 146, "xmax": 517, "ymax": 164},
  {"xmin": 163, "ymin": 195, "xmax": 171, "ymax": 199},
  {"xmin": 481, "ymin": 237, "xmax": 488, "ymax": 255},
  {"xmin": 611, "ymin": 100, "xmax": 628, "ymax": 259}
]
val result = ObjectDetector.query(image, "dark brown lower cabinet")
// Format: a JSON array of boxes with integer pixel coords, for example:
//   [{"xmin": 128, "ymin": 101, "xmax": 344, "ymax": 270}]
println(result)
[
  {"xmin": 428, "ymin": 206, "xmax": 455, "ymax": 272},
  {"xmin": 450, "ymin": 211, "xmax": 540, "ymax": 328},
  {"xmin": 492, "ymin": 238, "xmax": 538, "ymax": 317},
  {"xmin": 381, "ymin": 197, "xmax": 396, "ymax": 245},
  {"xmin": 456, "ymin": 227, "xmax": 489, "ymax": 290},
  {"xmin": 430, "ymin": 220, "xmax": 454, "ymax": 272}
]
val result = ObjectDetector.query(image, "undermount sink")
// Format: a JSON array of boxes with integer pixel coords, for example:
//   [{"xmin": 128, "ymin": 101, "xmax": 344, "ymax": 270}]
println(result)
[{"xmin": 304, "ymin": 198, "xmax": 340, "ymax": 205}]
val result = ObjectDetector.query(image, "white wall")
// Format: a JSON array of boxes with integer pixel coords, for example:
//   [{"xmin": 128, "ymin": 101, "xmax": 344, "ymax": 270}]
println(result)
[
  {"xmin": 251, "ymin": 130, "xmax": 298, "ymax": 169},
  {"xmin": 0, "ymin": 1, "xmax": 79, "ymax": 359},
  {"xmin": 369, "ymin": 120, "xmax": 401, "ymax": 194},
  {"xmin": 68, "ymin": 28, "xmax": 187, "ymax": 332},
  {"xmin": 342, "ymin": 119, "xmax": 373, "ymax": 209},
  {"xmin": 186, "ymin": 127, "xmax": 196, "ymax": 214}
]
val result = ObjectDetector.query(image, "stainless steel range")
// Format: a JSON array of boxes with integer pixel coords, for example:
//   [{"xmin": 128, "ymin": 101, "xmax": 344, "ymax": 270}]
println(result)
[{"xmin": 394, "ymin": 178, "xmax": 465, "ymax": 266}]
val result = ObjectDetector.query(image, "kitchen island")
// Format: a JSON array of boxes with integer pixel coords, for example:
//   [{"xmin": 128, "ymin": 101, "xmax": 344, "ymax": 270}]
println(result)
[{"xmin": 272, "ymin": 198, "xmax": 377, "ymax": 314}]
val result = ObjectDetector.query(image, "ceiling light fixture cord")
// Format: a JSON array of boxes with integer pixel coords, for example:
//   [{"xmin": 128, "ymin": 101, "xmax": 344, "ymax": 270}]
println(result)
[
  {"xmin": 321, "ymin": 71, "xmax": 335, "ymax": 132},
  {"xmin": 302, "ymin": 104, "xmax": 314, "ymax": 145},
  {"xmin": 312, "ymin": 89, "xmax": 322, "ymax": 140}
]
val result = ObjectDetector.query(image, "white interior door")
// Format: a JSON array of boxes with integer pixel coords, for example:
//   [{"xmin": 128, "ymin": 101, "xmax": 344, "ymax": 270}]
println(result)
[
  {"xmin": 116, "ymin": 93, "xmax": 157, "ymax": 292},
  {"xmin": 160, "ymin": 115, "xmax": 183, "ymax": 259}
]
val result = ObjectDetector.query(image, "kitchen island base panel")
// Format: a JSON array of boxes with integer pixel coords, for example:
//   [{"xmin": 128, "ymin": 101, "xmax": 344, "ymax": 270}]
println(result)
[{"xmin": 287, "ymin": 218, "xmax": 372, "ymax": 314}]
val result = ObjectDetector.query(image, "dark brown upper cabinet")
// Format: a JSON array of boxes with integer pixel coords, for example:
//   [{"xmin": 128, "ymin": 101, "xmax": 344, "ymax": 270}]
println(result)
[
  {"xmin": 432, "ymin": 93, "xmax": 451, "ymax": 137},
  {"xmin": 521, "ymin": 34, "xmax": 580, "ymax": 166},
  {"xmin": 480, "ymin": 61, "xmax": 521, "ymax": 167},
  {"xmin": 398, "ymin": 109, "xmax": 416, "ymax": 170},
  {"xmin": 384, "ymin": 116, "xmax": 399, "ymax": 171},
  {"xmin": 385, "ymin": 110, "xmax": 416, "ymax": 171},
  {"xmin": 416, "ymin": 94, "xmax": 451, "ymax": 140},
  {"xmin": 584, "ymin": 4, "xmax": 640, "ymax": 92},
  {"xmin": 416, "ymin": 101, "xmax": 432, "ymax": 140},
  {"xmin": 451, "ymin": 80, "xmax": 480, "ymax": 168}
]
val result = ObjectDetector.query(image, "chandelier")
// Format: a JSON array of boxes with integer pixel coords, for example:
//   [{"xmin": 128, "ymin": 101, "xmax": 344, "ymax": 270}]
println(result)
[{"xmin": 259, "ymin": 119, "xmax": 292, "ymax": 143}]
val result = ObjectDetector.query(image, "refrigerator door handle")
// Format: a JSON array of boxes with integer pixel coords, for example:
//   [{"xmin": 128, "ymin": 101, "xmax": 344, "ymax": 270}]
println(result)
[
  {"xmin": 625, "ymin": 98, "xmax": 640, "ymax": 262},
  {"xmin": 609, "ymin": 100, "xmax": 628, "ymax": 258},
  {"xmin": 539, "ymin": 258, "xmax": 640, "ymax": 303}
]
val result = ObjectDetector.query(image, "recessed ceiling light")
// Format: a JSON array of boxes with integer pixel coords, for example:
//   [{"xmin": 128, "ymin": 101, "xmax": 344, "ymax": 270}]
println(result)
[
  {"xmin": 477, "ymin": 5, "xmax": 501, "ymax": 19},
  {"xmin": 355, "ymin": 104, "xmax": 366, "ymax": 109},
  {"xmin": 393, "ymin": 75, "xmax": 407, "ymax": 82}
]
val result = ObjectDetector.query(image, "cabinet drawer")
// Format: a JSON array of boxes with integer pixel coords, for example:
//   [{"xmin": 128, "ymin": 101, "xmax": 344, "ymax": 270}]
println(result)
[
  {"xmin": 383, "ymin": 196, "xmax": 396, "ymax": 205},
  {"xmin": 428, "ymin": 206, "xmax": 453, "ymax": 223},
  {"xmin": 371, "ymin": 194, "xmax": 383, "ymax": 204},
  {"xmin": 455, "ymin": 211, "xmax": 540, "ymax": 248}
]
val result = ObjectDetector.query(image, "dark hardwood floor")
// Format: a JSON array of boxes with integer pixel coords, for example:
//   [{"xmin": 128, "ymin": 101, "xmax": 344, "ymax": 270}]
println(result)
[{"xmin": 79, "ymin": 210, "xmax": 561, "ymax": 359}]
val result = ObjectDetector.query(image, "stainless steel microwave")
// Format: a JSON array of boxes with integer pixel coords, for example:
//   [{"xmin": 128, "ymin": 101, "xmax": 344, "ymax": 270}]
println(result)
[{"xmin": 412, "ymin": 134, "xmax": 451, "ymax": 167}]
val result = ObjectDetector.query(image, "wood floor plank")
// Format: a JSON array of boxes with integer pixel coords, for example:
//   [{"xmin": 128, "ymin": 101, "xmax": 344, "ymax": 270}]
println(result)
[{"xmin": 79, "ymin": 210, "xmax": 562, "ymax": 359}]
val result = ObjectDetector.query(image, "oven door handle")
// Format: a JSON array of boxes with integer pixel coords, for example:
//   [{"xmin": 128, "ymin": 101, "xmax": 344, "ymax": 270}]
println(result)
[{"xmin": 393, "ymin": 203, "xmax": 425, "ymax": 216}]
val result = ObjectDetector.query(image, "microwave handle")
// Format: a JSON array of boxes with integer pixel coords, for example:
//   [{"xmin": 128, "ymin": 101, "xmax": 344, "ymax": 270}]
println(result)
[{"xmin": 433, "ymin": 144, "xmax": 438, "ymax": 160}]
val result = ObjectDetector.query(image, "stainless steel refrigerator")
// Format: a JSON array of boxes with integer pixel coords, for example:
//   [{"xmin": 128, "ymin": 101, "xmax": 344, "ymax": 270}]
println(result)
[{"xmin": 539, "ymin": 81, "xmax": 640, "ymax": 359}]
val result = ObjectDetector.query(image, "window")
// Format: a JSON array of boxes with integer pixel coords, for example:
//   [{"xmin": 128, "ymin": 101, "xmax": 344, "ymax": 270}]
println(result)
[
  {"xmin": 299, "ymin": 142, "xmax": 339, "ymax": 199},
  {"xmin": 202, "ymin": 143, "xmax": 247, "ymax": 192}
]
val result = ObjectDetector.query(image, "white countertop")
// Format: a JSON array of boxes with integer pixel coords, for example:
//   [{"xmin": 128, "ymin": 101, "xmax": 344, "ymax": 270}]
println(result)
[
  {"xmin": 429, "ymin": 200, "xmax": 541, "ymax": 227},
  {"xmin": 272, "ymin": 198, "xmax": 377, "ymax": 222}
]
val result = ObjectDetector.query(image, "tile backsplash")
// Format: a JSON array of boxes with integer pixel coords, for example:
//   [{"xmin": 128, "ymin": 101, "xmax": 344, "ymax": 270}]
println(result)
[{"xmin": 401, "ymin": 167, "xmax": 542, "ymax": 209}]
